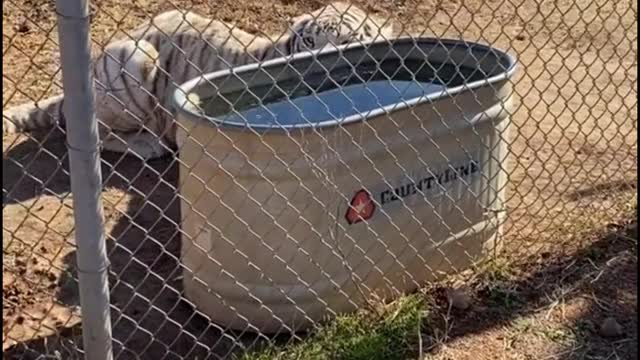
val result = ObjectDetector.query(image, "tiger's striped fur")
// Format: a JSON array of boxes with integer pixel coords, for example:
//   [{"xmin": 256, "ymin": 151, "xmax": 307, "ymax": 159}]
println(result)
[{"xmin": 3, "ymin": 2, "xmax": 394, "ymax": 159}]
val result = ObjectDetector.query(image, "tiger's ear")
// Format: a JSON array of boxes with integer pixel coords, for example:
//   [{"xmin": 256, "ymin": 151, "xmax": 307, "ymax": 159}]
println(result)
[
  {"xmin": 382, "ymin": 22, "xmax": 396, "ymax": 38},
  {"xmin": 371, "ymin": 15, "xmax": 396, "ymax": 39},
  {"xmin": 288, "ymin": 13, "xmax": 314, "ymax": 35}
]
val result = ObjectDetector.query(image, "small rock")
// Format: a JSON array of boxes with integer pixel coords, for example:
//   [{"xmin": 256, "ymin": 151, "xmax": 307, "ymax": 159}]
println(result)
[
  {"xmin": 447, "ymin": 287, "xmax": 472, "ymax": 310},
  {"xmin": 599, "ymin": 317, "xmax": 623, "ymax": 338},
  {"xmin": 3, "ymin": 273, "xmax": 15, "ymax": 286},
  {"xmin": 14, "ymin": 17, "xmax": 30, "ymax": 33}
]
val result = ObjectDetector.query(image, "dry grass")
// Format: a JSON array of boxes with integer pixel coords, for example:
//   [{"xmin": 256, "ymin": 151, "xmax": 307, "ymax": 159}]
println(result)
[{"xmin": 420, "ymin": 205, "xmax": 637, "ymax": 360}]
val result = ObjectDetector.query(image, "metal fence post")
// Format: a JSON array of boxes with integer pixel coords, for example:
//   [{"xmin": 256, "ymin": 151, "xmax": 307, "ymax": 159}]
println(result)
[{"xmin": 55, "ymin": 1, "xmax": 113, "ymax": 359}]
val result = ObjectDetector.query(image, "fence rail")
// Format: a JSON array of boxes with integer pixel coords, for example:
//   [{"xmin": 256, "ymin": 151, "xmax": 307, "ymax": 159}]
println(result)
[{"xmin": 2, "ymin": 0, "xmax": 637, "ymax": 359}]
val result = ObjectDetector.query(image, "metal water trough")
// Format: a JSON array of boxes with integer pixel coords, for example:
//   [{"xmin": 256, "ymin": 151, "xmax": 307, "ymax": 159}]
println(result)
[{"xmin": 172, "ymin": 38, "xmax": 517, "ymax": 333}]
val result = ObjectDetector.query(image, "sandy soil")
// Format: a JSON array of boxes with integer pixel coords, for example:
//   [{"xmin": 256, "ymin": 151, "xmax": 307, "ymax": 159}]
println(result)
[{"xmin": 2, "ymin": 0, "xmax": 637, "ymax": 358}]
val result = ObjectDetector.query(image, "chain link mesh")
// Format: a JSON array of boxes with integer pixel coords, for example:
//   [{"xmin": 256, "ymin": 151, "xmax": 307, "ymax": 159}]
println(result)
[{"xmin": 3, "ymin": 0, "xmax": 637, "ymax": 359}]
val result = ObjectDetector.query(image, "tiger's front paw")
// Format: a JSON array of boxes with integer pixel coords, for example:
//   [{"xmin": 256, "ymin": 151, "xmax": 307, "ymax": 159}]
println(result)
[{"xmin": 129, "ymin": 136, "xmax": 171, "ymax": 160}]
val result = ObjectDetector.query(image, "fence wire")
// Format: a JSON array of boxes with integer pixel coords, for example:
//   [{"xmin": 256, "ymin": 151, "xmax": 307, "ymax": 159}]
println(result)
[{"xmin": 2, "ymin": 0, "xmax": 637, "ymax": 359}]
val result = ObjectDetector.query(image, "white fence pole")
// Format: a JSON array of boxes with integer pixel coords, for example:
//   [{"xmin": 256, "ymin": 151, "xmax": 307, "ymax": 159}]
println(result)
[{"xmin": 55, "ymin": 0, "xmax": 113, "ymax": 359}]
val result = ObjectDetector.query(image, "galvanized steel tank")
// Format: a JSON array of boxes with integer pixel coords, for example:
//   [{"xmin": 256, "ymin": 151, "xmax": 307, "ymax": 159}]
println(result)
[{"xmin": 172, "ymin": 38, "xmax": 517, "ymax": 333}]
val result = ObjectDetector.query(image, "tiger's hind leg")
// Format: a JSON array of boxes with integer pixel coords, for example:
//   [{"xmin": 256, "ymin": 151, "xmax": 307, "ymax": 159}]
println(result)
[
  {"xmin": 5, "ymin": 37, "xmax": 157, "ymax": 137},
  {"xmin": 93, "ymin": 38, "xmax": 161, "ymax": 135},
  {"xmin": 93, "ymin": 39, "xmax": 174, "ymax": 160}
]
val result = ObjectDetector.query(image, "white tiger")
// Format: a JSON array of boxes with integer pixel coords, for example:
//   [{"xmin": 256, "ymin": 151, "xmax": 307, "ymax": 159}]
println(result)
[{"xmin": 3, "ymin": 2, "xmax": 394, "ymax": 160}]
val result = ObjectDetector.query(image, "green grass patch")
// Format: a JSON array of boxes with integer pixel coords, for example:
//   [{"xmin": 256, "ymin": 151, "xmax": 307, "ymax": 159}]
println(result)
[{"xmin": 238, "ymin": 294, "xmax": 425, "ymax": 360}]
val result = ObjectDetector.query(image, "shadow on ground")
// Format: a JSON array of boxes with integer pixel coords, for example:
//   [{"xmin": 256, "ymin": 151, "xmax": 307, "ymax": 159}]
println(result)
[
  {"xmin": 3, "ymin": 131, "xmax": 637, "ymax": 359},
  {"xmin": 421, "ymin": 216, "xmax": 637, "ymax": 359},
  {"xmin": 4, "ymin": 130, "xmax": 257, "ymax": 360}
]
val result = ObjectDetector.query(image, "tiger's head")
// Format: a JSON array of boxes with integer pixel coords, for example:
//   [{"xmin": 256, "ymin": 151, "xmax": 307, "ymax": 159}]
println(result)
[{"xmin": 288, "ymin": 2, "xmax": 394, "ymax": 52}]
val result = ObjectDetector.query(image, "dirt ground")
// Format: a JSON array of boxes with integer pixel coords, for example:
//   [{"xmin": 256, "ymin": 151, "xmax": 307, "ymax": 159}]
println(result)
[{"xmin": 2, "ymin": 0, "xmax": 637, "ymax": 359}]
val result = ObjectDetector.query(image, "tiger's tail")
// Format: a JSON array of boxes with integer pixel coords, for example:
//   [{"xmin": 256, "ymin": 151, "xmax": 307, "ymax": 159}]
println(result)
[{"xmin": 3, "ymin": 94, "xmax": 65, "ymax": 135}]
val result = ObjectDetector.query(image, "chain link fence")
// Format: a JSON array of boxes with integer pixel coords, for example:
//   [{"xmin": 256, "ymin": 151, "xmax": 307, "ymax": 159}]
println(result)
[{"xmin": 3, "ymin": 0, "xmax": 637, "ymax": 359}]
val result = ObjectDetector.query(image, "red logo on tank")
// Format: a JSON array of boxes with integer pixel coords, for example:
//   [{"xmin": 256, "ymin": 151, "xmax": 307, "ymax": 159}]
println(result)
[{"xmin": 345, "ymin": 189, "xmax": 376, "ymax": 225}]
